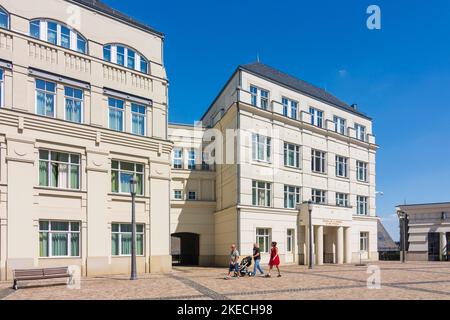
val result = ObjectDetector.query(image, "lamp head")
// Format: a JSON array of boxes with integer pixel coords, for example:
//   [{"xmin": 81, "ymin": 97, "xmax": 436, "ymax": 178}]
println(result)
[{"xmin": 130, "ymin": 176, "xmax": 137, "ymax": 195}]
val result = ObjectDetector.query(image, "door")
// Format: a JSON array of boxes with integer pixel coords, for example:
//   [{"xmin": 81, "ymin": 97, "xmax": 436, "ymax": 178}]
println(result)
[
  {"xmin": 428, "ymin": 232, "xmax": 440, "ymax": 261},
  {"xmin": 171, "ymin": 233, "xmax": 200, "ymax": 266}
]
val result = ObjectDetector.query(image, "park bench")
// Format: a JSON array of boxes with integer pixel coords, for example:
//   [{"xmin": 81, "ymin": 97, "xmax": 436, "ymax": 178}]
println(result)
[{"xmin": 12, "ymin": 267, "xmax": 73, "ymax": 290}]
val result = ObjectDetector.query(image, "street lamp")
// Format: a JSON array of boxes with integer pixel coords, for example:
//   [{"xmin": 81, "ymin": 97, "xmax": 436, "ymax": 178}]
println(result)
[
  {"xmin": 130, "ymin": 176, "xmax": 138, "ymax": 280},
  {"xmin": 397, "ymin": 210, "xmax": 407, "ymax": 263},
  {"xmin": 305, "ymin": 200, "xmax": 313, "ymax": 269}
]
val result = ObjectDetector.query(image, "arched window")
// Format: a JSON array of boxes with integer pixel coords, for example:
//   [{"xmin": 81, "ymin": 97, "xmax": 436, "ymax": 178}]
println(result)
[
  {"xmin": 0, "ymin": 7, "xmax": 9, "ymax": 29},
  {"xmin": 103, "ymin": 44, "xmax": 149, "ymax": 74},
  {"xmin": 29, "ymin": 19, "xmax": 88, "ymax": 54}
]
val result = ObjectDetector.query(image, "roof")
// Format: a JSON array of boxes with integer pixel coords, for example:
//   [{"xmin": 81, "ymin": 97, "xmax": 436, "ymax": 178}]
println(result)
[
  {"xmin": 239, "ymin": 62, "xmax": 371, "ymax": 120},
  {"xmin": 377, "ymin": 220, "xmax": 399, "ymax": 252},
  {"xmin": 397, "ymin": 202, "xmax": 450, "ymax": 208},
  {"xmin": 69, "ymin": 0, "xmax": 163, "ymax": 37}
]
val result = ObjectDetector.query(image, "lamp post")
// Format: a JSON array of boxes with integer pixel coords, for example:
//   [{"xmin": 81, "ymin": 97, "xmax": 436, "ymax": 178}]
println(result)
[
  {"xmin": 306, "ymin": 201, "xmax": 313, "ymax": 269},
  {"xmin": 130, "ymin": 176, "xmax": 137, "ymax": 280},
  {"xmin": 397, "ymin": 210, "xmax": 407, "ymax": 263}
]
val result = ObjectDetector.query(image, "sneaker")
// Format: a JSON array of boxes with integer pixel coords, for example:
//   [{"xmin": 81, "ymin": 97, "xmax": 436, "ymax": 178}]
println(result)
[{"xmin": 277, "ymin": 274, "xmax": 282, "ymax": 278}]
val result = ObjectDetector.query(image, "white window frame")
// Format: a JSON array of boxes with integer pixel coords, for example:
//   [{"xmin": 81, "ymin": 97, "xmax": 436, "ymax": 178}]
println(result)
[
  {"xmin": 111, "ymin": 223, "xmax": 145, "ymax": 256},
  {"xmin": 311, "ymin": 149, "xmax": 326, "ymax": 173},
  {"xmin": 131, "ymin": 103, "xmax": 146, "ymax": 136},
  {"xmin": 309, "ymin": 107, "xmax": 323, "ymax": 128},
  {"xmin": 284, "ymin": 185, "xmax": 301, "ymax": 209},
  {"xmin": 282, "ymin": 97, "xmax": 298, "ymax": 120},
  {"xmin": 356, "ymin": 161, "xmax": 368, "ymax": 182},
  {"xmin": 35, "ymin": 78, "xmax": 56, "ymax": 118},
  {"xmin": 173, "ymin": 148, "xmax": 183, "ymax": 169},
  {"xmin": 355, "ymin": 123, "xmax": 366, "ymax": 141},
  {"xmin": 336, "ymin": 193, "xmax": 349, "ymax": 207},
  {"xmin": 173, "ymin": 190, "xmax": 183, "ymax": 200},
  {"xmin": 107, "ymin": 97, "xmax": 125, "ymax": 132},
  {"xmin": 64, "ymin": 86, "xmax": 84, "ymax": 123},
  {"xmin": 284, "ymin": 142, "xmax": 300, "ymax": 169},
  {"xmin": 360, "ymin": 232, "xmax": 369, "ymax": 251},
  {"xmin": 252, "ymin": 181, "xmax": 272, "ymax": 207},
  {"xmin": 256, "ymin": 228, "xmax": 271, "ymax": 253},
  {"xmin": 111, "ymin": 160, "xmax": 144, "ymax": 196},
  {"xmin": 39, "ymin": 149, "xmax": 80, "ymax": 190},
  {"xmin": 0, "ymin": 69, "xmax": 4, "ymax": 107},
  {"xmin": 312, "ymin": 189, "xmax": 326, "ymax": 204},
  {"xmin": 335, "ymin": 155, "xmax": 348, "ymax": 178},
  {"xmin": 250, "ymin": 85, "xmax": 269, "ymax": 110},
  {"xmin": 357, "ymin": 196, "xmax": 369, "ymax": 216},
  {"xmin": 334, "ymin": 116, "xmax": 346, "ymax": 135},
  {"xmin": 188, "ymin": 191, "xmax": 197, "ymax": 201},
  {"xmin": 39, "ymin": 220, "xmax": 81, "ymax": 258},
  {"xmin": 252, "ymin": 134, "xmax": 271, "ymax": 163},
  {"xmin": 103, "ymin": 44, "xmax": 149, "ymax": 74},
  {"xmin": 0, "ymin": 7, "xmax": 9, "ymax": 29},
  {"xmin": 287, "ymin": 229, "xmax": 294, "ymax": 253},
  {"xmin": 187, "ymin": 149, "xmax": 196, "ymax": 170}
]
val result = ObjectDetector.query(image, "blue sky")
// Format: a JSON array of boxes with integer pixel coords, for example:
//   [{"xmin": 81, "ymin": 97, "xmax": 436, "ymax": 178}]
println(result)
[{"xmin": 103, "ymin": 0, "xmax": 450, "ymax": 240}]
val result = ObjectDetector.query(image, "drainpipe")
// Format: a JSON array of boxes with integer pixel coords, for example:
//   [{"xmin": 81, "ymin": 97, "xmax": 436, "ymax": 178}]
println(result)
[{"xmin": 236, "ymin": 69, "xmax": 242, "ymax": 252}]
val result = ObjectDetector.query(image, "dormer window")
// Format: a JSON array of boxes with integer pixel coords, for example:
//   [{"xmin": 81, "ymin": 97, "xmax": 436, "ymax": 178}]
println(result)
[
  {"xmin": 0, "ymin": 7, "xmax": 9, "ymax": 29},
  {"xmin": 103, "ymin": 44, "xmax": 149, "ymax": 74},
  {"xmin": 29, "ymin": 19, "xmax": 88, "ymax": 54}
]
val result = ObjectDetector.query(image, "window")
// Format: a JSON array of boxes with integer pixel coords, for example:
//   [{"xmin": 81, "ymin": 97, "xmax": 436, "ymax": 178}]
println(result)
[
  {"xmin": 355, "ymin": 124, "xmax": 366, "ymax": 141},
  {"xmin": 357, "ymin": 196, "xmax": 368, "ymax": 216},
  {"xmin": 111, "ymin": 223, "xmax": 144, "ymax": 256},
  {"xmin": 64, "ymin": 86, "xmax": 83, "ymax": 123},
  {"xmin": 284, "ymin": 143, "xmax": 300, "ymax": 168},
  {"xmin": 29, "ymin": 20, "xmax": 87, "ymax": 54},
  {"xmin": 334, "ymin": 116, "xmax": 346, "ymax": 135},
  {"xmin": 312, "ymin": 189, "xmax": 326, "ymax": 204},
  {"xmin": 360, "ymin": 232, "xmax": 369, "ymax": 251},
  {"xmin": 131, "ymin": 103, "xmax": 146, "ymax": 136},
  {"xmin": 256, "ymin": 228, "xmax": 271, "ymax": 253},
  {"xmin": 335, "ymin": 156, "xmax": 348, "ymax": 178},
  {"xmin": 174, "ymin": 190, "xmax": 183, "ymax": 200},
  {"xmin": 311, "ymin": 149, "xmax": 326, "ymax": 173},
  {"xmin": 309, "ymin": 107, "xmax": 323, "ymax": 128},
  {"xmin": 111, "ymin": 160, "xmax": 144, "ymax": 195},
  {"xmin": 250, "ymin": 85, "xmax": 269, "ymax": 110},
  {"xmin": 188, "ymin": 149, "xmax": 196, "ymax": 170},
  {"xmin": 36, "ymin": 79, "xmax": 56, "ymax": 117},
  {"xmin": 173, "ymin": 148, "xmax": 183, "ymax": 169},
  {"xmin": 284, "ymin": 185, "xmax": 300, "ymax": 209},
  {"xmin": 39, "ymin": 221, "xmax": 80, "ymax": 257},
  {"xmin": 108, "ymin": 97, "xmax": 124, "ymax": 132},
  {"xmin": 336, "ymin": 193, "xmax": 349, "ymax": 207},
  {"xmin": 356, "ymin": 161, "xmax": 368, "ymax": 182},
  {"xmin": 282, "ymin": 97, "xmax": 298, "ymax": 120},
  {"xmin": 39, "ymin": 150, "xmax": 80, "ymax": 190},
  {"xmin": 0, "ymin": 69, "xmax": 4, "ymax": 107},
  {"xmin": 287, "ymin": 229, "xmax": 294, "ymax": 253},
  {"xmin": 188, "ymin": 191, "xmax": 197, "ymax": 200},
  {"xmin": 252, "ymin": 134, "xmax": 271, "ymax": 162},
  {"xmin": 0, "ymin": 7, "xmax": 9, "ymax": 29},
  {"xmin": 103, "ymin": 44, "xmax": 149, "ymax": 74},
  {"xmin": 252, "ymin": 181, "xmax": 271, "ymax": 207}
]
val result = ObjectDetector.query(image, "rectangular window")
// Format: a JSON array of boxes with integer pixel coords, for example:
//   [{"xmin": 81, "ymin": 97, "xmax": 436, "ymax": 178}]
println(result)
[
  {"xmin": 0, "ymin": 69, "xmax": 3, "ymax": 107},
  {"xmin": 256, "ymin": 228, "xmax": 271, "ymax": 253},
  {"xmin": 111, "ymin": 223, "xmax": 144, "ymax": 256},
  {"xmin": 36, "ymin": 79, "xmax": 56, "ymax": 117},
  {"xmin": 284, "ymin": 185, "xmax": 300, "ymax": 209},
  {"xmin": 311, "ymin": 149, "xmax": 326, "ymax": 173},
  {"xmin": 334, "ymin": 116, "xmax": 346, "ymax": 135},
  {"xmin": 116, "ymin": 46, "xmax": 125, "ymax": 66},
  {"xmin": 111, "ymin": 160, "xmax": 144, "ymax": 195},
  {"xmin": 188, "ymin": 149, "xmax": 196, "ymax": 170},
  {"xmin": 284, "ymin": 143, "xmax": 300, "ymax": 168},
  {"xmin": 77, "ymin": 35, "xmax": 86, "ymax": 54},
  {"xmin": 252, "ymin": 134, "xmax": 271, "ymax": 162},
  {"xmin": 250, "ymin": 85, "xmax": 269, "ymax": 110},
  {"xmin": 30, "ymin": 20, "xmax": 40, "ymax": 39},
  {"xmin": 336, "ymin": 193, "xmax": 349, "ymax": 207},
  {"xmin": 282, "ymin": 97, "xmax": 298, "ymax": 119},
  {"xmin": 108, "ymin": 97, "xmax": 124, "ymax": 132},
  {"xmin": 64, "ymin": 86, "xmax": 83, "ymax": 123},
  {"xmin": 312, "ymin": 189, "xmax": 326, "ymax": 204},
  {"xmin": 47, "ymin": 21, "xmax": 57, "ymax": 45},
  {"xmin": 309, "ymin": 107, "xmax": 323, "ymax": 128},
  {"xmin": 127, "ymin": 49, "xmax": 135, "ymax": 69},
  {"xmin": 335, "ymin": 155, "xmax": 348, "ymax": 178},
  {"xmin": 131, "ymin": 103, "xmax": 146, "ymax": 136},
  {"xmin": 188, "ymin": 191, "xmax": 197, "ymax": 200},
  {"xmin": 356, "ymin": 161, "xmax": 368, "ymax": 182},
  {"xmin": 140, "ymin": 57, "xmax": 148, "ymax": 74},
  {"xmin": 355, "ymin": 124, "xmax": 366, "ymax": 141},
  {"xmin": 360, "ymin": 232, "xmax": 369, "ymax": 251},
  {"xmin": 39, "ymin": 150, "xmax": 80, "ymax": 190},
  {"xmin": 287, "ymin": 229, "xmax": 294, "ymax": 253},
  {"xmin": 60, "ymin": 25, "xmax": 71, "ymax": 49},
  {"xmin": 174, "ymin": 190, "xmax": 182, "ymax": 200},
  {"xmin": 252, "ymin": 181, "xmax": 271, "ymax": 207},
  {"xmin": 173, "ymin": 148, "xmax": 183, "ymax": 169},
  {"xmin": 103, "ymin": 45, "xmax": 112, "ymax": 62},
  {"xmin": 357, "ymin": 196, "xmax": 368, "ymax": 216},
  {"xmin": 39, "ymin": 221, "xmax": 80, "ymax": 257}
]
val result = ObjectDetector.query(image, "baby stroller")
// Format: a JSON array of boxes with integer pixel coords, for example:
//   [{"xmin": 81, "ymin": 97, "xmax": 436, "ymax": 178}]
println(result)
[{"xmin": 236, "ymin": 256, "xmax": 253, "ymax": 277}]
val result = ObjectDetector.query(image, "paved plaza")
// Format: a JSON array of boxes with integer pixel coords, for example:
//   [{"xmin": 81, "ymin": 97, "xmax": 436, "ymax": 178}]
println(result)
[{"xmin": 1, "ymin": 261, "xmax": 450, "ymax": 300}]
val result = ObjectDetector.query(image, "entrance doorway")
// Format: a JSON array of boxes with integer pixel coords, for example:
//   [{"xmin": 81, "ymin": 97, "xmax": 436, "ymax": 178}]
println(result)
[
  {"xmin": 428, "ymin": 232, "xmax": 440, "ymax": 261},
  {"xmin": 171, "ymin": 233, "xmax": 200, "ymax": 266}
]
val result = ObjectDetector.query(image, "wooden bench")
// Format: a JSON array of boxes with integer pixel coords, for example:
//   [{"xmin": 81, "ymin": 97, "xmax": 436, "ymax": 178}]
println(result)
[{"xmin": 12, "ymin": 267, "xmax": 73, "ymax": 290}]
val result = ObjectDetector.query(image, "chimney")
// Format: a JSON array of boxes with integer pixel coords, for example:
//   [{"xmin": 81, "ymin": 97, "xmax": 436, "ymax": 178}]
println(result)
[{"xmin": 351, "ymin": 104, "xmax": 358, "ymax": 110}]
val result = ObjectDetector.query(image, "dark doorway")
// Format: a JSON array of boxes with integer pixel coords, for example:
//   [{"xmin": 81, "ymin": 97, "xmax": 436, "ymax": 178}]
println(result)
[
  {"xmin": 428, "ymin": 232, "xmax": 440, "ymax": 261},
  {"xmin": 171, "ymin": 233, "xmax": 199, "ymax": 266}
]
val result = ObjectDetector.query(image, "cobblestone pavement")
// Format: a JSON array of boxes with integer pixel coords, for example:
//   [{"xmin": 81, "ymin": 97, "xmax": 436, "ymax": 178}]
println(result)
[{"xmin": 1, "ymin": 261, "xmax": 450, "ymax": 300}]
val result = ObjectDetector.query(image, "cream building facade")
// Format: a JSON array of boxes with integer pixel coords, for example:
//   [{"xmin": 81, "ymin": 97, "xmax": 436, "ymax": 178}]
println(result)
[
  {"xmin": 0, "ymin": 0, "xmax": 172, "ymax": 280},
  {"xmin": 169, "ymin": 63, "xmax": 379, "ymax": 267},
  {"xmin": 397, "ymin": 202, "xmax": 450, "ymax": 262}
]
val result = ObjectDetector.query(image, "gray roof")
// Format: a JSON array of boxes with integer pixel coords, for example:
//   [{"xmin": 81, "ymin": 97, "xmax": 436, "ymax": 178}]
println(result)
[
  {"xmin": 240, "ymin": 62, "xmax": 371, "ymax": 120},
  {"xmin": 69, "ymin": 0, "xmax": 163, "ymax": 37},
  {"xmin": 378, "ymin": 220, "xmax": 399, "ymax": 252}
]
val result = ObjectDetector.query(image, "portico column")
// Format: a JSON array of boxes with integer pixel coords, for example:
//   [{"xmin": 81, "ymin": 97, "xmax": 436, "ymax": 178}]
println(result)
[
  {"xmin": 316, "ymin": 225, "xmax": 324, "ymax": 265},
  {"xmin": 337, "ymin": 226, "xmax": 344, "ymax": 264},
  {"xmin": 305, "ymin": 224, "xmax": 315, "ymax": 266},
  {"xmin": 344, "ymin": 227, "xmax": 352, "ymax": 264},
  {"xmin": 441, "ymin": 232, "xmax": 448, "ymax": 261}
]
